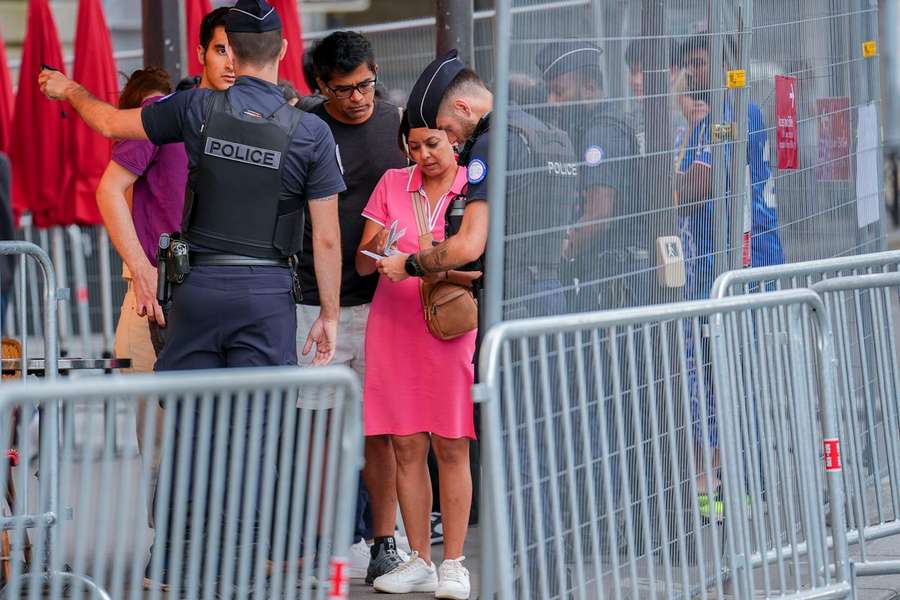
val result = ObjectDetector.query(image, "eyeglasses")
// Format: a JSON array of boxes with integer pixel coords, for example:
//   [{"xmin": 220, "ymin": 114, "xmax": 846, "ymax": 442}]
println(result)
[{"xmin": 326, "ymin": 78, "xmax": 377, "ymax": 99}]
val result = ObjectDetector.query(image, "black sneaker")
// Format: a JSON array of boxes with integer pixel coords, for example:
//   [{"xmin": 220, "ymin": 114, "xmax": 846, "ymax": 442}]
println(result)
[
  {"xmin": 365, "ymin": 537, "xmax": 403, "ymax": 585},
  {"xmin": 430, "ymin": 512, "xmax": 444, "ymax": 545}
]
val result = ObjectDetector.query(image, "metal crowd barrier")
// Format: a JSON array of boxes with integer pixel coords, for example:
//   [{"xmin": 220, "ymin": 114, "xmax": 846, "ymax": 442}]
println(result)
[
  {"xmin": 0, "ymin": 365, "xmax": 362, "ymax": 600},
  {"xmin": 0, "ymin": 241, "xmax": 61, "ymax": 381},
  {"xmin": 713, "ymin": 252, "xmax": 900, "ymax": 581},
  {"xmin": 475, "ymin": 290, "xmax": 850, "ymax": 599}
]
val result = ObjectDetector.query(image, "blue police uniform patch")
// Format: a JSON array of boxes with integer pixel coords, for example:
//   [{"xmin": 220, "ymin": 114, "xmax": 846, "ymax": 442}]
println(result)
[
  {"xmin": 468, "ymin": 158, "xmax": 487, "ymax": 184},
  {"xmin": 584, "ymin": 145, "xmax": 604, "ymax": 166}
]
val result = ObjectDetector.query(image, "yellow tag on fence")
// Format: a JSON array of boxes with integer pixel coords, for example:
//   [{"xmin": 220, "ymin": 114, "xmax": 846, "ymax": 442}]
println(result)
[
  {"xmin": 727, "ymin": 69, "xmax": 747, "ymax": 89},
  {"xmin": 863, "ymin": 40, "xmax": 877, "ymax": 58}
]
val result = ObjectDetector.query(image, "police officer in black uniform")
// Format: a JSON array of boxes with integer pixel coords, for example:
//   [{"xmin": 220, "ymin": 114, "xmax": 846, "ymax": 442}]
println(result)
[
  {"xmin": 378, "ymin": 50, "xmax": 577, "ymax": 321},
  {"xmin": 536, "ymin": 41, "xmax": 650, "ymax": 311},
  {"xmin": 39, "ymin": 0, "xmax": 345, "ymax": 590},
  {"xmin": 41, "ymin": 0, "xmax": 345, "ymax": 369}
]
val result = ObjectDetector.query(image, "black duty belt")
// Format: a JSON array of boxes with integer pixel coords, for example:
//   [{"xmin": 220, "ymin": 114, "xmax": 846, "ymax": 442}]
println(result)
[{"xmin": 189, "ymin": 253, "xmax": 289, "ymax": 267}]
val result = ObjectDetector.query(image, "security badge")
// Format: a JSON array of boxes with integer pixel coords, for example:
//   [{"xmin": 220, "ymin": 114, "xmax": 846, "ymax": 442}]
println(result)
[
  {"xmin": 468, "ymin": 159, "xmax": 487, "ymax": 184},
  {"xmin": 585, "ymin": 145, "xmax": 604, "ymax": 167}
]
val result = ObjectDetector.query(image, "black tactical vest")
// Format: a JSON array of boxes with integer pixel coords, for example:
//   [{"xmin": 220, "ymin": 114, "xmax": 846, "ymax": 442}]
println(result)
[
  {"xmin": 183, "ymin": 91, "xmax": 305, "ymax": 259},
  {"xmin": 505, "ymin": 109, "xmax": 578, "ymax": 274}
]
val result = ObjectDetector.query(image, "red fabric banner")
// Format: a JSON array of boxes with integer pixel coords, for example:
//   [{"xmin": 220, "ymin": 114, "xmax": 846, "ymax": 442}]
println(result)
[
  {"xmin": 0, "ymin": 26, "xmax": 14, "ymax": 154},
  {"xmin": 8, "ymin": 0, "xmax": 69, "ymax": 227},
  {"xmin": 774, "ymin": 75, "xmax": 799, "ymax": 170},
  {"xmin": 65, "ymin": 0, "xmax": 119, "ymax": 226},
  {"xmin": 186, "ymin": 0, "xmax": 213, "ymax": 77},
  {"xmin": 270, "ymin": 0, "xmax": 311, "ymax": 95}
]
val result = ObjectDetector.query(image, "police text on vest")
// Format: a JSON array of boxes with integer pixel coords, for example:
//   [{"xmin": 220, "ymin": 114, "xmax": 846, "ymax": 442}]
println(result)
[{"xmin": 205, "ymin": 137, "xmax": 282, "ymax": 170}]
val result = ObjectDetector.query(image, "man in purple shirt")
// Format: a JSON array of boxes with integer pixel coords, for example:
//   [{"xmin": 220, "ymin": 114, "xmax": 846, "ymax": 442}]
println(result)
[{"xmin": 94, "ymin": 8, "xmax": 233, "ymax": 538}]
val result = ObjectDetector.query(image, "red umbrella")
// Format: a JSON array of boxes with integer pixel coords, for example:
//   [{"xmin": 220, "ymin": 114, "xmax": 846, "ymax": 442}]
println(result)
[
  {"xmin": 270, "ymin": 0, "xmax": 310, "ymax": 95},
  {"xmin": 8, "ymin": 0, "xmax": 68, "ymax": 227},
  {"xmin": 0, "ymin": 25, "xmax": 14, "ymax": 154},
  {"xmin": 64, "ymin": 0, "xmax": 119, "ymax": 226},
  {"xmin": 186, "ymin": 0, "xmax": 213, "ymax": 77}
]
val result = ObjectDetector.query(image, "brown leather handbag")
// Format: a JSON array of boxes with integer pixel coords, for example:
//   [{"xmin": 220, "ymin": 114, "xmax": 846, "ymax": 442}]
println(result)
[{"xmin": 411, "ymin": 186, "xmax": 478, "ymax": 341}]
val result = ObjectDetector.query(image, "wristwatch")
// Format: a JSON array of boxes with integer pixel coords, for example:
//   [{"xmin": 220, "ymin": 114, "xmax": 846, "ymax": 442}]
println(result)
[{"xmin": 405, "ymin": 253, "xmax": 426, "ymax": 277}]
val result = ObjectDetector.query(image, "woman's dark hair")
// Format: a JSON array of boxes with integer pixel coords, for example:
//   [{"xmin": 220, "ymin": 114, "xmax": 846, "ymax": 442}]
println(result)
[
  {"xmin": 311, "ymin": 31, "xmax": 376, "ymax": 85},
  {"xmin": 397, "ymin": 110, "xmax": 410, "ymax": 155},
  {"xmin": 119, "ymin": 67, "xmax": 172, "ymax": 109},
  {"xmin": 280, "ymin": 79, "xmax": 300, "ymax": 103},
  {"xmin": 229, "ymin": 29, "xmax": 284, "ymax": 67},
  {"xmin": 199, "ymin": 6, "xmax": 230, "ymax": 50}
]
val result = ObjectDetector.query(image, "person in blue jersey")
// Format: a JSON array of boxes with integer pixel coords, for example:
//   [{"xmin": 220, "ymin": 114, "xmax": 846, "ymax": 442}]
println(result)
[{"xmin": 674, "ymin": 35, "xmax": 784, "ymax": 301}]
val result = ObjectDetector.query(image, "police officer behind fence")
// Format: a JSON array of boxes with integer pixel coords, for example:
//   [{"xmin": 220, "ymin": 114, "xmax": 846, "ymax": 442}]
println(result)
[
  {"xmin": 39, "ymin": 0, "xmax": 345, "ymax": 370},
  {"xmin": 536, "ymin": 41, "xmax": 649, "ymax": 311},
  {"xmin": 379, "ymin": 50, "xmax": 577, "ymax": 321}
]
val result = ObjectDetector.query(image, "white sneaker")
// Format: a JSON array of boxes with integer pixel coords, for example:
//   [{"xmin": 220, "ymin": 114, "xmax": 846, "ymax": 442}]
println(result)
[
  {"xmin": 372, "ymin": 551, "xmax": 438, "ymax": 593},
  {"xmin": 436, "ymin": 556, "xmax": 470, "ymax": 599},
  {"xmin": 348, "ymin": 539, "xmax": 370, "ymax": 579}
]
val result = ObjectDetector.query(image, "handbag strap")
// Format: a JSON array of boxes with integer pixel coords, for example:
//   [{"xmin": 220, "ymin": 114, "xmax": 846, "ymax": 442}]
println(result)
[{"xmin": 410, "ymin": 187, "xmax": 434, "ymax": 252}]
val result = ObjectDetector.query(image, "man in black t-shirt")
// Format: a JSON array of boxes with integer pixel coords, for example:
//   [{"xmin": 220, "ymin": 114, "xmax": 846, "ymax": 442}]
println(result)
[{"xmin": 295, "ymin": 31, "xmax": 409, "ymax": 584}]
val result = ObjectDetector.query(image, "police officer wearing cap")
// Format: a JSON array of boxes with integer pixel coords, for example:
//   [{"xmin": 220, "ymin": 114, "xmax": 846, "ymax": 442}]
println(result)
[
  {"xmin": 536, "ymin": 41, "xmax": 650, "ymax": 311},
  {"xmin": 378, "ymin": 50, "xmax": 577, "ymax": 320},
  {"xmin": 40, "ymin": 1, "xmax": 345, "ymax": 588},
  {"xmin": 39, "ymin": 0, "xmax": 345, "ymax": 369}
]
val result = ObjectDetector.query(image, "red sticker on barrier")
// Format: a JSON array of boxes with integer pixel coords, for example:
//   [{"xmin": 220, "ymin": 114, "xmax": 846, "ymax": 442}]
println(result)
[
  {"xmin": 742, "ymin": 232, "xmax": 752, "ymax": 268},
  {"xmin": 76, "ymin": 287, "xmax": 89, "ymax": 303},
  {"xmin": 824, "ymin": 438, "xmax": 842, "ymax": 471},
  {"xmin": 329, "ymin": 557, "xmax": 349, "ymax": 599}
]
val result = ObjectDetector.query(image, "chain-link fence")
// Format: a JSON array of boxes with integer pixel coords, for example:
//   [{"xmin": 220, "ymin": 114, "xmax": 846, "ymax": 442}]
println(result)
[{"xmin": 482, "ymin": 0, "xmax": 885, "ymax": 322}]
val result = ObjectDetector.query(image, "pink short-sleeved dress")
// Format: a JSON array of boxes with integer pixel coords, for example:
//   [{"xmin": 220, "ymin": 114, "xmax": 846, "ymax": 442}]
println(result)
[{"xmin": 361, "ymin": 165, "xmax": 476, "ymax": 440}]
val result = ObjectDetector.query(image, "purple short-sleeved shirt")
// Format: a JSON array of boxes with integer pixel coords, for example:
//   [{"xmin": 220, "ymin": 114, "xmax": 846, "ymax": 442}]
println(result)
[{"xmin": 111, "ymin": 95, "xmax": 188, "ymax": 266}]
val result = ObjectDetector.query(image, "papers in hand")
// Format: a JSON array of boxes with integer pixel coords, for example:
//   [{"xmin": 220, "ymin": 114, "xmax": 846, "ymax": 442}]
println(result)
[{"xmin": 360, "ymin": 220, "xmax": 406, "ymax": 261}]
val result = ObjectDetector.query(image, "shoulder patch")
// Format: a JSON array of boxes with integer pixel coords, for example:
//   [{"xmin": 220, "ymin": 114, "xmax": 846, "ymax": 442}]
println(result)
[
  {"xmin": 584, "ymin": 145, "xmax": 604, "ymax": 166},
  {"xmin": 468, "ymin": 159, "xmax": 487, "ymax": 184}
]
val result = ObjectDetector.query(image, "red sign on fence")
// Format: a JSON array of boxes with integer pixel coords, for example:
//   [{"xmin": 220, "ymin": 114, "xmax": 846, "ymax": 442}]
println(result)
[
  {"xmin": 775, "ymin": 75, "xmax": 799, "ymax": 170},
  {"xmin": 329, "ymin": 557, "xmax": 349, "ymax": 599},
  {"xmin": 824, "ymin": 438, "xmax": 842, "ymax": 471},
  {"xmin": 816, "ymin": 97, "xmax": 851, "ymax": 181}
]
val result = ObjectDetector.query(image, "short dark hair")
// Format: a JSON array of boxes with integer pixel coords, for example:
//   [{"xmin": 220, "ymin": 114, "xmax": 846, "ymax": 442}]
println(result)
[
  {"xmin": 397, "ymin": 110, "xmax": 411, "ymax": 155},
  {"xmin": 676, "ymin": 35, "xmax": 710, "ymax": 67},
  {"xmin": 119, "ymin": 67, "xmax": 172, "ymax": 109},
  {"xmin": 443, "ymin": 68, "xmax": 488, "ymax": 100},
  {"xmin": 625, "ymin": 39, "xmax": 657, "ymax": 70},
  {"xmin": 311, "ymin": 31, "xmax": 376, "ymax": 84},
  {"xmin": 199, "ymin": 7, "xmax": 230, "ymax": 50},
  {"xmin": 303, "ymin": 51, "xmax": 319, "ymax": 93},
  {"xmin": 228, "ymin": 29, "xmax": 284, "ymax": 67}
]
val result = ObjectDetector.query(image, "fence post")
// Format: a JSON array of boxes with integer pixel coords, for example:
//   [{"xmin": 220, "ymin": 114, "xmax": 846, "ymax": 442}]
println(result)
[
  {"xmin": 483, "ymin": 0, "xmax": 511, "ymax": 329},
  {"xmin": 436, "ymin": 0, "xmax": 474, "ymax": 66},
  {"xmin": 98, "ymin": 228, "xmax": 116, "ymax": 357}
]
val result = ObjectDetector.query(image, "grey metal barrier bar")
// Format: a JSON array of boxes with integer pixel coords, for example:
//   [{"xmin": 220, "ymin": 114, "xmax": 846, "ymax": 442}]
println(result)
[
  {"xmin": 712, "ymin": 254, "xmax": 900, "ymax": 581},
  {"xmin": 0, "ymin": 365, "xmax": 363, "ymax": 600},
  {"xmin": 710, "ymin": 250, "xmax": 900, "ymax": 299},
  {"xmin": 809, "ymin": 272, "xmax": 900, "ymax": 578},
  {"xmin": 475, "ymin": 289, "xmax": 851, "ymax": 599}
]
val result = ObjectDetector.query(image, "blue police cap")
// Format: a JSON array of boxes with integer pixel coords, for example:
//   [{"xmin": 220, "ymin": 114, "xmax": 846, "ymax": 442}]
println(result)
[
  {"xmin": 226, "ymin": 0, "xmax": 283, "ymax": 33},
  {"xmin": 407, "ymin": 49, "xmax": 466, "ymax": 129},
  {"xmin": 535, "ymin": 41, "xmax": 603, "ymax": 82}
]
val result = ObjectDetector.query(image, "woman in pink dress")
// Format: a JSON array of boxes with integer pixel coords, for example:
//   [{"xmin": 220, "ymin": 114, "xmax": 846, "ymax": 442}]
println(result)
[{"xmin": 356, "ymin": 116, "xmax": 475, "ymax": 598}]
